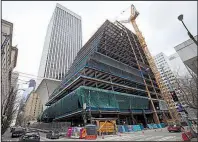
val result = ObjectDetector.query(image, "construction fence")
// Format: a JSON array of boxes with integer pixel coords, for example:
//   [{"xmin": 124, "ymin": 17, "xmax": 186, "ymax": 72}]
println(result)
[
  {"xmin": 117, "ymin": 123, "xmax": 166, "ymax": 133},
  {"xmin": 30, "ymin": 122, "xmax": 71, "ymax": 133}
]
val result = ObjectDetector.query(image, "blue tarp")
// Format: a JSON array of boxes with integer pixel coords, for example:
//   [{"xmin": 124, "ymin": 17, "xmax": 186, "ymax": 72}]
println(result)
[
  {"xmin": 140, "ymin": 124, "xmax": 144, "ymax": 130},
  {"xmin": 160, "ymin": 123, "xmax": 165, "ymax": 128},
  {"xmin": 147, "ymin": 124, "xmax": 153, "ymax": 129},
  {"xmin": 153, "ymin": 124, "xmax": 158, "ymax": 129},
  {"xmin": 124, "ymin": 125, "xmax": 129, "ymax": 132},
  {"xmin": 132, "ymin": 125, "xmax": 142, "ymax": 131},
  {"xmin": 157, "ymin": 124, "xmax": 162, "ymax": 128},
  {"xmin": 118, "ymin": 125, "xmax": 125, "ymax": 133},
  {"xmin": 128, "ymin": 125, "xmax": 133, "ymax": 132}
]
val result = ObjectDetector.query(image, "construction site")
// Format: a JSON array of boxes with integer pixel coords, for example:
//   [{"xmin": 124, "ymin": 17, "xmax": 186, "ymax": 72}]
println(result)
[{"xmin": 40, "ymin": 5, "xmax": 180, "ymax": 130}]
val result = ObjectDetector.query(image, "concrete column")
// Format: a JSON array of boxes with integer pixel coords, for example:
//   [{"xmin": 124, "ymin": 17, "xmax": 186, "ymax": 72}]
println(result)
[{"xmin": 150, "ymin": 100, "xmax": 160, "ymax": 124}]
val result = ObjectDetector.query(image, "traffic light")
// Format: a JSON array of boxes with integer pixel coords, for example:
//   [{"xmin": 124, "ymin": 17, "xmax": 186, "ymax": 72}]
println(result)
[{"xmin": 170, "ymin": 91, "xmax": 179, "ymax": 102}]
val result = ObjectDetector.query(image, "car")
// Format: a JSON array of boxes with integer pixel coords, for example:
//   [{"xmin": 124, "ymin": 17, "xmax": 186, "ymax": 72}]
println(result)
[
  {"xmin": 46, "ymin": 130, "xmax": 60, "ymax": 139},
  {"xmin": 11, "ymin": 127, "xmax": 25, "ymax": 138},
  {"xmin": 167, "ymin": 124, "xmax": 184, "ymax": 132},
  {"xmin": 19, "ymin": 131, "xmax": 40, "ymax": 142}
]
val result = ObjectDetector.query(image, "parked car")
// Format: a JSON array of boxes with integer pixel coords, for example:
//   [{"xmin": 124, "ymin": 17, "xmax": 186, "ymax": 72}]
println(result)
[
  {"xmin": 46, "ymin": 130, "xmax": 60, "ymax": 139},
  {"xmin": 11, "ymin": 127, "xmax": 25, "ymax": 138},
  {"xmin": 167, "ymin": 124, "xmax": 184, "ymax": 132},
  {"xmin": 19, "ymin": 131, "xmax": 40, "ymax": 142}
]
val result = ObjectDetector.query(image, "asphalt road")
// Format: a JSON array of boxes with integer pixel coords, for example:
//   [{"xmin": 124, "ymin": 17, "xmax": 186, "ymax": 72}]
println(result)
[{"xmin": 2, "ymin": 127, "xmax": 195, "ymax": 141}]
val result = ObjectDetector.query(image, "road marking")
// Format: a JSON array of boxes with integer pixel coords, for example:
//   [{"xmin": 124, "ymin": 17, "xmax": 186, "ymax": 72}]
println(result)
[
  {"xmin": 155, "ymin": 136, "xmax": 176, "ymax": 141},
  {"xmin": 99, "ymin": 135, "xmax": 147, "ymax": 141},
  {"xmin": 136, "ymin": 135, "xmax": 164, "ymax": 141},
  {"xmin": 40, "ymin": 137, "xmax": 49, "ymax": 141}
]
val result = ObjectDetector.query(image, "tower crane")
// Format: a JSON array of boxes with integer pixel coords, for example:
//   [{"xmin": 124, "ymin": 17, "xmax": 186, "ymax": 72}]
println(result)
[{"xmin": 119, "ymin": 4, "xmax": 180, "ymax": 123}]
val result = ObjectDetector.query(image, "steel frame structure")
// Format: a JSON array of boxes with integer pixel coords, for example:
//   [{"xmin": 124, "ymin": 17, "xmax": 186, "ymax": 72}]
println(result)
[{"xmin": 43, "ymin": 20, "xmax": 172, "ymax": 126}]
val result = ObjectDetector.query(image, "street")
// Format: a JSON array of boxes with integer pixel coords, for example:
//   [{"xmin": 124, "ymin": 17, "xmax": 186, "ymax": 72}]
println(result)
[{"xmin": 2, "ymin": 128, "xmax": 185, "ymax": 141}]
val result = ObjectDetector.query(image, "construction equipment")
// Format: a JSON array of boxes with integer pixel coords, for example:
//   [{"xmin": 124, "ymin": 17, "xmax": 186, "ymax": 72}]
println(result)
[
  {"xmin": 119, "ymin": 4, "xmax": 180, "ymax": 122},
  {"xmin": 1, "ymin": 34, "xmax": 11, "ymax": 55},
  {"xmin": 92, "ymin": 118, "xmax": 117, "ymax": 135}
]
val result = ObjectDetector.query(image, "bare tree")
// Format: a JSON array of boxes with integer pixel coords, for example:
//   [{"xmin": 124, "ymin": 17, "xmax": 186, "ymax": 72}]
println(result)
[
  {"xmin": 1, "ymin": 88, "xmax": 20, "ymax": 135},
  {"xmin": 175, "ymin": 68, "xmax": 198, "ymax": 110}
]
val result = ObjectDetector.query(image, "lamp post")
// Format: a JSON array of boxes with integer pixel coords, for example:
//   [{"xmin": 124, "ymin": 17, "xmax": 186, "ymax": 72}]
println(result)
[{"xmin": 178, "ymin": 14, "xmax": 198, "ymax": 46}]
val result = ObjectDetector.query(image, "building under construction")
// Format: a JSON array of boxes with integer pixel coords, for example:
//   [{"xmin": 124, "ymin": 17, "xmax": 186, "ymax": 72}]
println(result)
[{"xmin": 40, "ymin": 20, "xmax": 172, "ymax": 127}]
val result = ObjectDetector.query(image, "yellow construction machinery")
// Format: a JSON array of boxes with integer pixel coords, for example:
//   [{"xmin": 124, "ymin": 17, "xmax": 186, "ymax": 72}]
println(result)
[{"xmin": 119, "ymin": 4, "xmax": 180, "ymax": 123}]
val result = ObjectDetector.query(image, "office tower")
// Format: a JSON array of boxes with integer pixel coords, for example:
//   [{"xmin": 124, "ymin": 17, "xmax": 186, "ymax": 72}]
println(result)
[
  {"xmin": 1, "ymin": 19, "xmax": 18, "ymax": 115},
  {"xmin": 36, "ymin": 3, "xmax": 82, "ymax": 111},
  {"xmin": 168, "ymin": 53, "xmax": 190, "ymax": 77},
  {"xmin": 154, "ymin": 52, "xmax": 197, "ymax": 121},
  {"xmin": 24, "ymin": 92, "xmax": 42, "ymax": 124},
  {"xmin": 174, "ymin": 35, "xmax": 197, "ymax": 75},
  {"xmin": 38, "ymin": 3, "xmax": 82, "ymax": 81}
]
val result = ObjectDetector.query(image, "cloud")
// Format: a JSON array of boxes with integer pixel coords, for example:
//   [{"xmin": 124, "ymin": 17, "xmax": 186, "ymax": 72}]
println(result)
[{"xmin": 2, "ymin": 1, "xmax": 197, "ymax": 78}]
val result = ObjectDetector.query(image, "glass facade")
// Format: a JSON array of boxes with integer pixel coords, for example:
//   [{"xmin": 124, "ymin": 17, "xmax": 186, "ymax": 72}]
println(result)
[{"xmin": 38, "ymin": 4, "xmax": 82, "ymax": 80}]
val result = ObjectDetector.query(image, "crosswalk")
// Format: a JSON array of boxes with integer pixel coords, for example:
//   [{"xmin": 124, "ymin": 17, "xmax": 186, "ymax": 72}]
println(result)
[{"xmin": 97, "ymin": 134, "xmax": 180, "ymax": 141}]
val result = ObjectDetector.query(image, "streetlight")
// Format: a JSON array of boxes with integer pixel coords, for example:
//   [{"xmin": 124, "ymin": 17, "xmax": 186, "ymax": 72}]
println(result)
[{"xmin": 178, "ymin": 14, "xmax": 198, "ymax": 46}]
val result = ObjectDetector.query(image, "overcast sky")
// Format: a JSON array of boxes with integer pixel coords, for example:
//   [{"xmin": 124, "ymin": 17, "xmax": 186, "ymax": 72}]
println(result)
[{"xmin": 2, "ymin": 1, "xmax": 197, "ymax": 81}]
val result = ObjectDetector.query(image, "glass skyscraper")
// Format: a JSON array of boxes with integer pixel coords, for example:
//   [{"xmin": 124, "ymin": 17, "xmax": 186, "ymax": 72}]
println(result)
[{"xmin": 38, "ymin": 3, "xmax": 82, "ymax": 80}]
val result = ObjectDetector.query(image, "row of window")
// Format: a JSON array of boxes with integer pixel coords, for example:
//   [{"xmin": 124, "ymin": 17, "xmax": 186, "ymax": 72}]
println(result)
[{"xmin": 44, "ymin": 8, "xmax": 82, "ymax": 80}]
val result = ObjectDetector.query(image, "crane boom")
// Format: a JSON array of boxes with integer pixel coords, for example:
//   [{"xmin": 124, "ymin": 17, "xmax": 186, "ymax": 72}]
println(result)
[{"xmin": 120, "ymin": 4, "xmax": 180, "ymax": 122}]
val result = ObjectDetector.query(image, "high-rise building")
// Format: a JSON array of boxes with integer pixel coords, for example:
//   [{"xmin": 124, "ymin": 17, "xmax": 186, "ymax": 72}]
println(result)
[
  {"xmin": 11, "ymin": 72, "xmax": 19, "ymax": 92},
  {"xmin": 168, "ymin": 53, "xmax": 190, "ymax": 77},
  {"xmin": 10, "ymin": 71, "xmax": 19, "ymax": 126},
  {"xmin": 23, "ymin": 92, "xmax": 42, "ymax": 124},
  {"xmin": 154, "ymin": 52, "xmax": 196, "ymax": 121},
  {"xmin": 36, "ymin": 3, "xmax": 82, "ymax": 111},
  {"xmin": 1, "ymin": 19, "xmax": 18, "ymax": 115},
  {"xmin": 41, "ymin": 20, "xmax": 171, "ymax": 126},
  {"xmin": 174, "ymin": 35, "xmax": 197, "ymax": 75},
  {"xmin": 154, "ymin": 53, "xmax": 179, "ymax": 108},
  {"xmin": 38, "ymin": 3, "xmax": 82, "ymax": 81}
]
